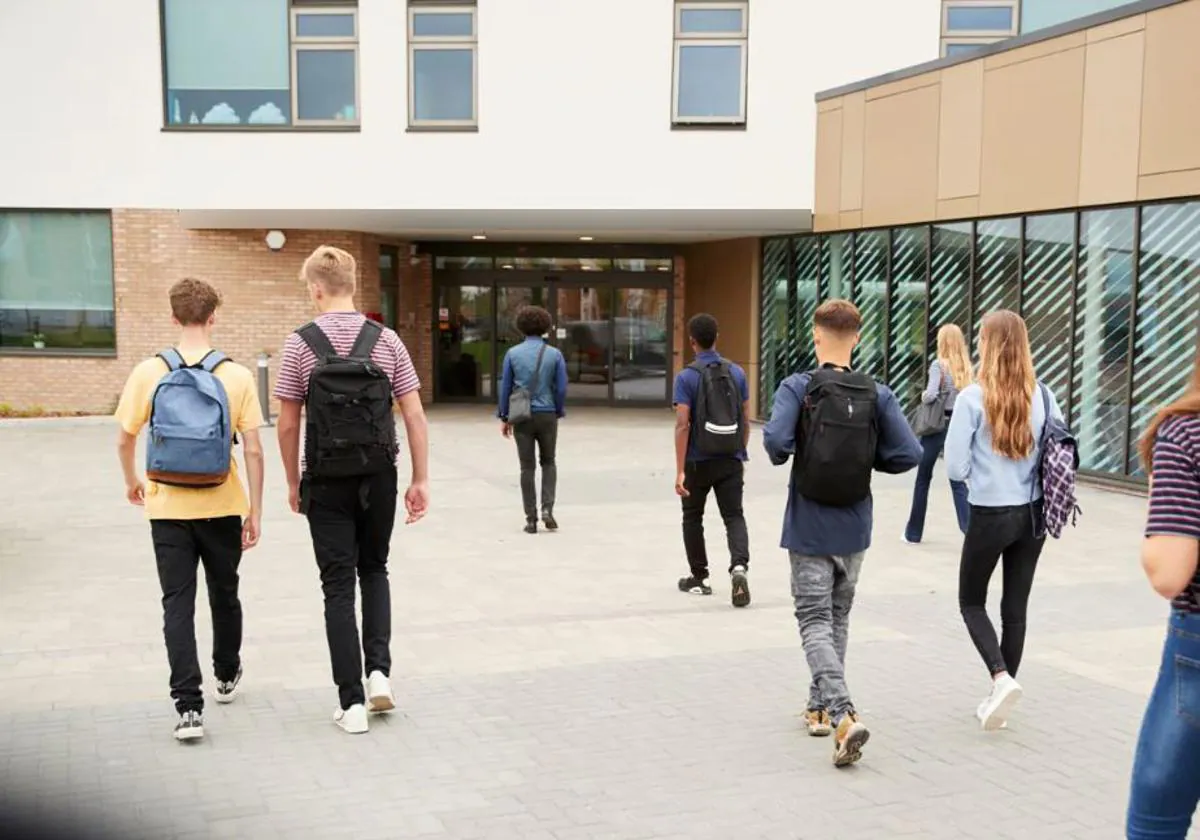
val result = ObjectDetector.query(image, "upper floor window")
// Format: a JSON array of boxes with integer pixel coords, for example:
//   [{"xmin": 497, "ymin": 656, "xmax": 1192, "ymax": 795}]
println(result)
[
  {"xmin": 408, "ymin": 2, "xmax": 478, "ymax": 129},
  {"xmin": 942, "ymin": 2, "xmax": 1018, "ymax": 36},
  {"xmin": 673, "ymin": 2, "xmax": 749, "ymax": 126},
  {"xmin": 162, "ymin": 0, "xmax": 359, "ymax": 129}
]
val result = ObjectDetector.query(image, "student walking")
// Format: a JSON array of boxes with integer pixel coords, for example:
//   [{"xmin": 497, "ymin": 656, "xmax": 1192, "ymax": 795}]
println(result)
[
  {"xmin": 672, "ymin": 314, "xmax": 753, "ymax": 608},
  {"xmin": 114, "ymin": 278, "xmax": 265, "ymax": 742},
  {"xmin": 945, "ymin": 310, "xmax": 1062, "ymax": 731},
  {"xmin": 763, "ymin": 300, "xmax": 921, "ymax": 766},
  {"xmin": 904, "ymin": 323, "xmax": 972, "ymax": 543},
  {"xmin": 496, "ymin": 305, "xmax": 568, "ymax": 534},
  {"xmin": 275, "ymin": 246, "xmax": 430, "ymax": 735},
  {"xmin": 1126, "ymin": 354, "xmax": 1200, "ymax": 839}
]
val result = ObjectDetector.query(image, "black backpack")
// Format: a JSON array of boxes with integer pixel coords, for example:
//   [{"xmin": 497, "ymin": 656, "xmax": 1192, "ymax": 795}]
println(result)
[
  {"xmin": 690, "ymin": 358, "xmax": 744, "ymax": 456},
  {"xmin": 793, "ymin": 368, "xmax": 879, "ymax": 507},
  {"xmin": 298, "ymin": 320, "xmax": 398, "ymax": 479}
]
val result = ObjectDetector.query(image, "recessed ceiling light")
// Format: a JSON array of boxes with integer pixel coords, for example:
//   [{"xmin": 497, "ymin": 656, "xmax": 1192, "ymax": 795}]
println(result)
[
  {"xmin": 657, "ymin": 265, "xmax": 671, "ymax": 272},
  {"xmin": 501, "ymin": 263, "xmax": 515, "ymax": 270},
  {"xmin": 578, "ymin": 235, "xmax": 594, "ymax": 242},
  {"xmin": 472, "ymin": 234, "xmax": 487, "ymax": 240}
]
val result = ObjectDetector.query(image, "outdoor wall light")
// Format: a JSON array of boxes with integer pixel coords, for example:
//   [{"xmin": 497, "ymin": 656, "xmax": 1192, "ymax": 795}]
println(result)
[{"xmin": 265, "ymin": 230, "xmax": 287, "ymax": 251}]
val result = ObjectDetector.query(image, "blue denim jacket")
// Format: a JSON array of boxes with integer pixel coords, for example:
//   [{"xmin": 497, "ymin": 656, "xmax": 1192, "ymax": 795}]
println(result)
[{"xmin": 497, "ymin": 338, "xmax": 568, "ymax": 419}]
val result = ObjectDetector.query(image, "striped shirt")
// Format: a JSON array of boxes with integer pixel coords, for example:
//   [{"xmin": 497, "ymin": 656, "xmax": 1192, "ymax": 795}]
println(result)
[{"xmin": 1146, "ymin": 414, "xmax": 1200, "ymax": 613}]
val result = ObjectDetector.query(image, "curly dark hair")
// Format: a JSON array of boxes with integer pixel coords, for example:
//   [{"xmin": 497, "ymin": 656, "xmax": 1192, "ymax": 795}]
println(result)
[
  {"xmin": 688, "ymin": 313, "xmax": 719, "ymax": 351},
  {"xmin": 515, "ymin": 305, "xmax": 553, "ymax": 337}
]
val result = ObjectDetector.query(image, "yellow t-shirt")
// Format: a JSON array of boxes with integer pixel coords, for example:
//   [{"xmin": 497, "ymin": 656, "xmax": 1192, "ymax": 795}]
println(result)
[{"xmin": 114, "ymin": 349, "xmax": 264, "ymax": 521}]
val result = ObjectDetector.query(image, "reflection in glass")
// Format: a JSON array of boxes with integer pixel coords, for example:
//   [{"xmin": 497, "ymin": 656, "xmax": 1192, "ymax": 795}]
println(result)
[
  {"xmin": 412, "ymin": 12, "xmax": 474, "ymax": 37},
  {"xmin": 825, "ymin": 233, "xmax": 853, "ymax": 300},
  {"xmin": 295, "ymin": 13, "xmax": 355, "ymax": 37},
  {"xmin": 974, "ymin": 217, "xmax": 1020, "ymax": 337},
  {"xmin": 496, "ymin": 257, "xmax": 614, "ymax": 272},
  {"xmin": 760, "ymin": 239, "xmax": 790, "ymax": 413},
  {"xmin": 380, "ymin": 248, "xmax": 398, "ymax": 330},
  {"xmin": 614, "ymin": 288, "xmax": 671, "ymax": 403},
  {"xmin": 1073, "ymin": 208, "xmax": 1135, "ymax": 474},
  {"xmin": 853, "ymin": 231, "xmax": 887, "ymax": 379},
  {"xmin": 930, "ymin": 222, "xmax": 972, "ymax": 359},
  {"xmin": 679, "ymin": 8, "xmax": 744, "ymax": 32},
  {"xmin": 676, "ymin": 44, "xmax": 743, "ymax": 119},
  {"xmin": 793, "ymin": 236, "xmax": 822, "ymax": 376},
  {"xmin": 1129, "ymin": 202, "xmax": 1200, "ymax": 475},
  {"xmin": 614, "ymin": 258, "xmax": 674, "ymax": 272},
  {"xmin": 296, "ymin": 49, "xmax": 357, "ymax": 121},
  {"xmin": 557, "ymin": 287, "xmax": 614, "ymax": 401},
  {"xmin": 413, "ymin": 49, "xmax": 474, "ymax": 122},
  {"xmin": 436, "ymin": 285, "xmax": 493, "ymax": 399},
  {"xmin": 889, "ymin": 226, "xmax": 929, "ymax": 416},
  {"xmin": 435, "ymin": 256, "xmax": 493, "ymax": 270},
  {"xmin": 1023, "ymin": 214, "xmax": 1074, "ymax": 412}
]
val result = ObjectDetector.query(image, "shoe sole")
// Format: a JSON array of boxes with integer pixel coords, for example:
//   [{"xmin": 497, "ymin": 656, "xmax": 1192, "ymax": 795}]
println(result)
[
  {"xmin": 807, "ymin": 726, "xmax": 832, "ymax": 738},
  {"xmin": 336, "ymin": 718, "xmax": 369, "ymax": 735},
  {"xmin": 174, "ymin": 726, "xmax": 204, "ymax": 742},
  {"xmin": 981, "ymin": 686, "xmax": 1022, "ymax": 731},
  {"xmin": 731, "ymin": 573, "xmax": 751, "ymax": 608},
  {"xmin": 679, "ymin": 587, "xmax": 713, "ymax": 596},
  {"xmin": 214, "ymin": 686, "xmax": 238, "ymax": 704},
  {"xmin": 833, "ymin": 724, "xmax": 869, "ymax": 767},
  {"xmin": 543, "ymin": 519, "xmax": 558, "ymax": 531},
  {"xmin": 367, "ymin": 694, "xmax": 395, "ymax": 714}
]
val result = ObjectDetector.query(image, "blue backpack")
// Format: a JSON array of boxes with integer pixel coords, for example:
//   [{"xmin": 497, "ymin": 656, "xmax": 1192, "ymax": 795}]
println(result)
[{"xmin": 145, "ymin": 349, "xmax": 233, "ymax": 488}]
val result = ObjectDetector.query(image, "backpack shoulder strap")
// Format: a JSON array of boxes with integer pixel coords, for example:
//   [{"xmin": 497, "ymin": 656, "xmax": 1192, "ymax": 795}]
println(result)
[
  {"xmin": 1038, "ymin": 382, "xmax": 1051, "ymax": 443},
  {"xmin": 156, "ymin": 348, "xmax": 185, "ymax": 372},
  {"xmin": 297, "ymin": 322, "xmax": 336, "ymax": 361},
  {"xmin": 348, "ymin": 319, "xmax": 383, "ymax": 361},
  {"xmin": 196, "ymin": 350, "xmax": 229, "ymax": 373}
]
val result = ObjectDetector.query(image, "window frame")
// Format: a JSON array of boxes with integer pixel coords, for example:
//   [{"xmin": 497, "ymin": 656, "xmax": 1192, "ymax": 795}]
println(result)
[
  {"xmin": 941, "ymin": 1, "xmax": 1018, "ymax": 37},
  {"xmin": 672, "ymin": 1, "xmax": 750, "ymax": 127},
  {"xmin": 407, "ymin": 4, "xmax": 479, "ymax": 130},
  {"xmin": 290, "ymin": 6, "xmax": 360, "ymax": 126},
  {"xmin": 291, "ymin": 7, "xmax": 358, "ymax": 42}
]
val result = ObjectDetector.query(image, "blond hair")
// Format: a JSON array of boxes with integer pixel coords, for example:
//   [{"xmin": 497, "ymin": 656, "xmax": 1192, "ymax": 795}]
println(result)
[
  {"xmin": 302, "ymin": 245, "xmax": 357, "ymax": 296},
  {"xmin": 936, "ymin": 323, "xmax": 973, "ymax": 390},
  {"xmin": 978, "ymin": 310, "xmax": 1036, "ymax": 460}
]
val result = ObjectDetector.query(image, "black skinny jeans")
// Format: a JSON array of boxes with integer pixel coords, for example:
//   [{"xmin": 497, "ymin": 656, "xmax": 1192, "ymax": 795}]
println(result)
[
  {"xmin": 150, "ymin": 516, "xmax": 244, "ymax": 714},
  {"xmin": 681, "ymin": 458, "xmax": 750, "ymax": 579},
  {"xmin": 514, "ymin": 413, "xmax": 558, "ymax": 520},
  {"xmin": 303, "ymin": 468, "xmax": 398, "ymax": 710},
  {"xmin": 958, "ymin": 502, "xmax": 1046, "ymax": 678}
]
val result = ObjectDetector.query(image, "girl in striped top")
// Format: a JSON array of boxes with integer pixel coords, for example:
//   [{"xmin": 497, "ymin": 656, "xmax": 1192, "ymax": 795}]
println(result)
[{"xmin": 1126, "ymin": 359, "xmax": 1200, "ymax": 839}]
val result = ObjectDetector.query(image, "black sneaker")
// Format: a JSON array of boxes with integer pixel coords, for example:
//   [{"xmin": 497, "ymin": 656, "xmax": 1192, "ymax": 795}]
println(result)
[
  {"xmin": 730, "ymin": 566, "xmax": 751, "ymax": 608},
  {"xmin": 174, "ymin": 710, "xmax": 204, "ymax": 742},
  {"xmin": 542, "ymin": 510, "xmax": 558, "ymax": 531},
  {"xmin": 678, "ymin": 576, "xmax": 712, "ymax": 596},
  {"xmin": 215, "ymin": 666, "xmax": 242, "ymax": 704},
  {"xmin": 524, "ymin": 519, "xmax": 538, "ymax": 534}
]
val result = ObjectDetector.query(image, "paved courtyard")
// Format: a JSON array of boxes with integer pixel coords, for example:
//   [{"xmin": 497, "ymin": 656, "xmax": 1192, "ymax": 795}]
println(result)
[{"xmin": 0, "ymin": 407, "xmax": 1175, "ymax": 838}]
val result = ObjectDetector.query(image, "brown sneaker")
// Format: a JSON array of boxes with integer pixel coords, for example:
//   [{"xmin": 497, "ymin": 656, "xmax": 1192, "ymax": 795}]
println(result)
[
  {"xmin": 804, "ymin": 709, "xmax": 832, "ymax": 737},
  {"xmin": 832, "ymin": 712, "xmax": 870, "ymax": 767}
]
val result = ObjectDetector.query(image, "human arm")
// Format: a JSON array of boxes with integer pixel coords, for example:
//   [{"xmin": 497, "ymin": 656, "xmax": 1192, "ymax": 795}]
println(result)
[
  {"xmin": 944, "ymin": 389, "xmax": 979, "ymax": 483},
  {"xmin": 1142, "ymin": 434, "xmax": 1200, "ymax": 600},
  {"xmin": 277, "ymin": 401, "xmax": 303, "ymax": 512},
  {"xmin": 555, "ymin": 352, "xmax": 568, "ymax": 418},
  {"xmin": 671, "ymin": 371, "xmax": 694, "ymax": 495},
  {"xmin": 921, "ymin": 360, "xmax": 943, "ymax": 405},
  {"xmin": 738, "ymin": 364, "xmax": 751, "ymax": 450},
  {"xmin": 116, "ymin": 429, "xmax": 143, "ymax": 505},
  {"xmin": 235, "ymin": 377, "xmax": 266, "ymax": 547},
  {"xmin": 113, "ymin": 363, "xmax": 151, "ymax": 505},
  {"xmin": 874, "ymin": 389, "xmax": 922, "ymax": 474},
  {"xmin": 762, "ymin": 378, "xmax": 803, "ymax": 466},
  {"xmin": 397, "ymin": 389, "xmax": 430, "ymax": 523},
  {"xmin": 497, "ymin": 353, "xmax": 514, "ymax": 421}
]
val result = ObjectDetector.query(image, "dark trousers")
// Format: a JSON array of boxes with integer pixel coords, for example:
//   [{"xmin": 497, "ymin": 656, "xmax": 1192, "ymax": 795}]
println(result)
[
  {"xmin": 905, "ymin": 425, "xmax": 970, "ymax": 542},
  {"xmin": 957, "ymin": 502, "xmax": 1045, "ymax": 677},
  {"xmin": 303, "ymin": 468, "xmax": 398, "ymax": 710},
  {"xmin": 681, "ymin": 458, "xmax": 750, "ymax": 578},
  {"xmin": 514, "ymin": 413, "xmax": 558, "ymax": 520},
  {"xmin": 150, "ymin": 516, "xmax": 244, "ymax": 714}
]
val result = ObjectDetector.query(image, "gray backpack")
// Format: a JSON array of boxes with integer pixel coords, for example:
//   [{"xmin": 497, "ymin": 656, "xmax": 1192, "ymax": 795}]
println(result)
[{"xmin": 507, "ymin": 342, "xmax": 548, "ymax": 425}]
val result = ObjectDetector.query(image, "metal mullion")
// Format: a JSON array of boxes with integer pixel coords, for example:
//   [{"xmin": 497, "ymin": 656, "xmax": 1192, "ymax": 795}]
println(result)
[
  {"xmin": 1067, "ymin": 211, "xmax": 1081, "ymax": 426},
  {"xmin": 1121, "ymin": 205, "xmax": 1143, "ymax": 476},
  {"xmin": 882, "ymin": 228, "xmax": 894, "ymax": 383},
  {"xmin": 1016, "ymin": 215, "xmax": 1026, "ymax": 316},
  {"xmin": 966, "ymin": 220, "xmax": 977, "ymax": 351},
  {"xmin": 923, "ymin": 225, "xmax": 933, "ymax": 373}
]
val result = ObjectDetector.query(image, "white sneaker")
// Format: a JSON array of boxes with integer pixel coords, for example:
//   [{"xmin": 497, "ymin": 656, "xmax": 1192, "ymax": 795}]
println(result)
[
  {"xmin": 978, "ymin": 675, "xmax": 1021, "ymax": 731},
  {"xmin": 366, "ymin": 671, "xmax": 395, "ymax": 713},
  {"xmin": 334, "ymin": 703, "xmax": 369, "ymax": 734},
  {"xmin": 975, "ymin": 696, "xmax": 1007, "ymax": 729}
]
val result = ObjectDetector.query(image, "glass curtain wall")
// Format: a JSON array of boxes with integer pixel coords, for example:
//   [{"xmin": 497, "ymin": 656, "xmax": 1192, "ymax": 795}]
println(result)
[{"xmin": 758, "ymin": 199, "xmax": 1200, "ymax": 482}]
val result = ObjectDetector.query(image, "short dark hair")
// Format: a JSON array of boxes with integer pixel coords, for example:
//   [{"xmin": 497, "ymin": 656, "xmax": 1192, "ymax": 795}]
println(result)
[
  {"xmin": 813, "ymin": 299, "xmax": 861, "ymax": 335},
  {"xmin": 515, "ymin": 305, "xmax": 552, "ymax": 337},
  {"xmin": 688, "ymin": 313, "xmax": 718, "ymax": 350},
  {"xmin": 169, "ymin": 278, "xmax": 222, "ymax": 326}
]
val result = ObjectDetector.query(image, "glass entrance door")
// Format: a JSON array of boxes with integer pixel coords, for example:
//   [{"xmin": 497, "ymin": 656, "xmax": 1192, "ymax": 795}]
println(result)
[
  {"xmin": 555, "ymin": 284, "xmax": 613, "ymax": 402},
  {"xmin": 613, "ymin": 287, "xmax": 671, "ymax": 403}
]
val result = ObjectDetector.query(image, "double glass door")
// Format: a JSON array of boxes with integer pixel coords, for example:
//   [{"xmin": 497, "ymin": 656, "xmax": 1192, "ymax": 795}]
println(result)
[{"xmin": 436, "ymin": 276, "xmax": 671, "ymax": 405}]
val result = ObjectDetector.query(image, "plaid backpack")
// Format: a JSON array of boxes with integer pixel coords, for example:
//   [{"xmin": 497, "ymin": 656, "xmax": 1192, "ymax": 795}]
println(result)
[{"xmin": 1035, "ymin": 383, "xmax": 1081, "ymax": 538}]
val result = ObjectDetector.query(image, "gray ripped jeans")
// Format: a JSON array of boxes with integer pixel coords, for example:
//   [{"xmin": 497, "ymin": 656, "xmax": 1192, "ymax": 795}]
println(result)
[{"xmin": 790, "ymin": 551, "xmax": 865, "ymax": 720}]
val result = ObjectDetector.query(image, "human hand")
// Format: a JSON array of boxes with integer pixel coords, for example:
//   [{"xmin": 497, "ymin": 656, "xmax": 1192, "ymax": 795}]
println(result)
[
  {"xmin": 287, "ymin": 482, "xmax": 300, "ymax": 514},
  {"xmin": 242, "ymin": 514, "xmax": 261, "ymax": 550},
  {"xmin": 674, "ymin": 471, "xmax": 689, "ymax": 497},
  {"xmin": 501, "ymin": 422, "xmax": 512, "ymax": 438},
  {"xmin": 126, "ymin": 479, "xmax": 145, "ymax": 506},
  {"xmin": 405, "ymin": 480, "xmax": 430, "ymax": 524}
]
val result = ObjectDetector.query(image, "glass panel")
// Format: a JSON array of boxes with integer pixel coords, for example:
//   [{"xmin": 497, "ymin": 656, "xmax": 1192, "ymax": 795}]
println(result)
[
  {"xmin": 679, "ymin": 7, "xmax": 745, "ymax": 33},
  {"xmin": 436, "ymin": 285, "xmax": 493, "ymax": 399},
  {"xmin": 558, "ymin": 287, "xmax": 614, "ymax": 402},
  {"xmin": 1073, "ymin": 208, "xmax": 1135, "ymax": 476},
  {"xmin": 613, "ymin": 258, "xmax": 674, "ymax": 272},
  {"xmin": 1023, "ymin": 214, "xmax": 1075, "ymax": 421},
  {"xmin": 676, "ymin": 44, "xmax": 743, "ymax": 120},
  {"xmin": 380, "ymin": 248, "xmax": 398, "ymax": 330},
  {"xmin": 295, "ymin": 13, "xmax": 355, "ymax": 37},
  {"xmin": 929, "ymin": 222, "xmax": 972, "ymax": 359},
  {"xmin": 435, "ymin": 256, "xmax": 493, "ymax": 270},
  {"xmin": 613, "ymin": 288, "xmax": 671, "ymax": 403},
  {"xmin": 824, "ymin": 233, "xmax": 853, "ymax": 300},
  {"xmin": 945, "ymin": 42, "xmax": 986, "ymax": 57},
  {"xmin": 889, "ymin": 226, "xmax": 930, "ymax": 416},
  {"xmin": 494, "ymin": 257, "xmax": 613, "ymax": 271},
  {"xmin": 164, "ymin": 0, "xmax": 290, "ymax": 125},
  {"xmin": 946, "ymin": 5, "xmax": 1014, "ymax": 30},
  {"xmin": 793, "ymin": 236, "xmax": 822, "ymax": 375},
  {"xmin": 853, "ymin": 231, "xmax": 887, "ymax": 379},
  {"xmin": 973, "ymin": 217, "xmax": 1021, "ymax": 340},
  {"xmin": 296, "ymin": 49, "xmax": 357, "ymax": 121},
  {"xmin": 412, "ymin": 12, "xmax": 474, "ymax": 37},
  {"xmin": 1021, "ymin": 0, "xmax": 1137, "ymax": 34},
  {"xmin": 413, "ymin": 49, "xmax": 474, "ymax": 122},
  {"xmin": 1129, "ymin": 202, "xmax": 1200, "ymax": 475},
  {"xmin": 0, "ymin": 211, "xmax": 115, "ymax": 350},
  {"xmin": 760, "ymin": 238, "xmax": 790, "ymax": 415}
]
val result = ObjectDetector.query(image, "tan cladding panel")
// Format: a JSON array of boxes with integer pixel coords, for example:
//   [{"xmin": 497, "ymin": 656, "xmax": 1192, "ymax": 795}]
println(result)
[{"xmin": 812, "ymin": 0, "xmax": 1200, "ymax": 230}]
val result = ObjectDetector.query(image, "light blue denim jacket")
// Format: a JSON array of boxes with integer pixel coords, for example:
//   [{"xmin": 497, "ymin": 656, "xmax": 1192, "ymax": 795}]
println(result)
[{"xmin": 497, "ymin": 338, "xmax": 568, "ymax": 419}]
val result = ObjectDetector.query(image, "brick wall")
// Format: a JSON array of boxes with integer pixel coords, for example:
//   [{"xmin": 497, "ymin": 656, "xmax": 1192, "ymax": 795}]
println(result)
[
  {"xmin": 0, "ymin": 210, "xmax": 435, "ymax": 414},
  {"xmin": 672, "ymin": 254, "xmax": 687, "ymax": 377}
]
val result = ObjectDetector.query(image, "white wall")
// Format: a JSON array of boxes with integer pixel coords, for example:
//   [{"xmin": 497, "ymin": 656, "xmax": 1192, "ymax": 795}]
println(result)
[{"xmin": 0, "ymin": 0, "xmax": 941, "ymax": 216}]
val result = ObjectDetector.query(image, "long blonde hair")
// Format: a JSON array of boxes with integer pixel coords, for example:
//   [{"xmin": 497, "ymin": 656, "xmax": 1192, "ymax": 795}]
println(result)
[
  {"xmin": 978, "ymin": 310, "xmax": 1036, "ymax": 460},
  {"xmin": 936, "ymin": 324, "xmax": 973, "ymax": 390},
  {"xmin": 1140, "ymin": 347, "xmax": 1200, "ymax": 475}
]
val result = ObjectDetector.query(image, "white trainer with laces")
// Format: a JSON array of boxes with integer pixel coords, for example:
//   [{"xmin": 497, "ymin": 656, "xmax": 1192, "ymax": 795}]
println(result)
[
  {"xmin": 978, "ymin": 675, "xmax": 1021, "ymax": 731},
  {"xmin": 366, "ymin": 670, "xmax": 395, "ymax": 713},
  {"xmin": 335, "ymin": 703, "xmax": 369, "ymax": 734}
]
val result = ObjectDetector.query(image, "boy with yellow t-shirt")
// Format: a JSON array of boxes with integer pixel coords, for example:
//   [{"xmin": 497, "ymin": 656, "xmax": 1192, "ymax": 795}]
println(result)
[{"xmin": 114, "ymin": 278, "xmax": 265, "ymax": 742}]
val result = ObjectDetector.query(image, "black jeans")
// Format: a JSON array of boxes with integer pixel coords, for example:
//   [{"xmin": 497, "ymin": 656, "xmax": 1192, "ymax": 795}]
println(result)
[
  {"xmin": 150, "ymin": 516, "xmax": 244, "ymax": 714},
  {"xmin": 681, "ymin": 458, "xmax": 750, "ymax": 578},
  {"xmin": 958, "ymin": 502, "xmax": 1046, "ymax": 677},
  {"xmin": 303, "ymin": 468, "xmax": 398, "ymax": 710},
  {"xmin": 514, "ymin": 413, "xmax": 558, "ymax": 520}
]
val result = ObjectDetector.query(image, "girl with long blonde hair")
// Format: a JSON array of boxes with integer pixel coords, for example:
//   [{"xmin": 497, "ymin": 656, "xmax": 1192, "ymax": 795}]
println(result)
[
  {"xmin": 904, "ymin": 324, "xmax": 972, "ymax": 543},
  {"xmin": 944, "ymin": 310, "xmax": 1063, "ymax": 731}
]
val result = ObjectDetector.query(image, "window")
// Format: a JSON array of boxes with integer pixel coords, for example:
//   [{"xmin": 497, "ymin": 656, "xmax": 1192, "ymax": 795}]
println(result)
[
  {"xmin": 943, "ymin": 41, "xmax": 992, "ymax": 57},
  {"xmin": 408, "ymin": 3, "xmax": 477, "ymax": 128},
  {"xmin": 673, "ymin": 2, "xmax": 748, "ymax": 125},
  {"xmin": 0, "ymin": 211, "xmax": 115, "ymax": 353},
  {"xmin": 945, "ymin": 4, "xmax": 1016, "ymax": 32},
  {"xmin": 162, "ymin": 0, "xmax": 358, "ymax": 128}
]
